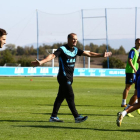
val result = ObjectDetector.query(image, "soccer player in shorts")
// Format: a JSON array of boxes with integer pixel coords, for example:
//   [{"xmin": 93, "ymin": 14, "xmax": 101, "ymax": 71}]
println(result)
[
  {"xmin": 117, "ymin": 53, "xmax": 140, "ymax": 127},
  {"xmin": 121, "ymin": 38, "xmax": 140, "ymax": 117},
  {"xmin": 31, "ymin": 33, "xmax": 112, "ymax": 123},
  {"xmin": 0, "ymin": 28, "xmax": 7, "ymax": 48}
]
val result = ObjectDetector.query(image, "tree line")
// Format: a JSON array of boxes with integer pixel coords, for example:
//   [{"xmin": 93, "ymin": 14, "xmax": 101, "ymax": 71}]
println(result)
[{"xmin": 0, "ymin": 41, "xmax": 127, "ymax": 67}]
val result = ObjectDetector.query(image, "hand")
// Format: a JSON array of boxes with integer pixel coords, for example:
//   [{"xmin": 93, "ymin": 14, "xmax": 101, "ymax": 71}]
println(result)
[
  {"xmin": 134, "ymin": 69, "xmax": 137, "ymax": 74},
  {"xmin": 31, "ymin": 59, "xmax": 41, "ymax": 67},
  {"xmin": 103, "ymin": 51, "xmax": 112, "ymax": 57}
]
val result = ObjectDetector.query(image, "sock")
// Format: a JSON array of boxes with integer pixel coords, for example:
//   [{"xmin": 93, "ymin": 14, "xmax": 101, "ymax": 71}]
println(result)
[
  {"xmin": 122, "ymin": 111, "xmax": 127, "ymax": 117},
  {"xmin": 135, "ymin": 99, "xmax": 138, "ymax": 104},
  {"xmin": 122, "ymin": 99, "xmax": 126, "ymax": 105},
  {"xmin": 124, "ymin": 104, "xmax": 130, "ymax": 110}
]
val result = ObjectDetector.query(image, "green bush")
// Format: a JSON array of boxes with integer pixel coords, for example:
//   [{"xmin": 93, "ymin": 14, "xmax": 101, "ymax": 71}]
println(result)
[
  {"xmin": 102, "ymin": 57, "xmax": 125, "ymax": 68},
  {"xmin": 17, "ymin": 56, "xmax": 32, "ymax": 67},
  {"xmin": 0, "ymin": 50, "xmax": 15, "ymax": 66}
]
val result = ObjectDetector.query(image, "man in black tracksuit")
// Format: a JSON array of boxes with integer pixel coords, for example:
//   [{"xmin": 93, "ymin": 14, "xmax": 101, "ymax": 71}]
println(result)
[
  {"xmin": 52, "ymin": 44, "xmax": 84, "ymax": 120},
  {"xmin": 31, "ymin": 33, "xmax": 112, "ymax": 123}
]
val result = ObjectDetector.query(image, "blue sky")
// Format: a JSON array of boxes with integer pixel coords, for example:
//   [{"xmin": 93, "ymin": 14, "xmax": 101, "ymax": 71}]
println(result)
[{"xmin": 1, "ymin": 0, "xmax": 140, "ymax": 52}]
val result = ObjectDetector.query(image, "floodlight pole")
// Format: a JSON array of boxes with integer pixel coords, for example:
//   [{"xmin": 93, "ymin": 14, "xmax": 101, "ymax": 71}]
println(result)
[
  {"xmin": 36, "ymin": 9, "xmax": 39, "ymax": 60},
  {"xmin": 105, "ymin": 8, "xmax": 109, "ymax": 68},
  {"xmin": 81, "ymin": 9, "xmax": 85, "ymax": 68},
  {"xmin": 135, "ymin": 7, "xmax": 137, "ymax": 40},
  {"xmin": 82, "ymin": 9, "xmax": 109, "ymax": 68}
]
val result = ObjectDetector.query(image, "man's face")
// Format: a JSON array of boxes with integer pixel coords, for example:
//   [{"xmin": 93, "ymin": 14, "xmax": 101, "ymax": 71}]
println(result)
[
  {"xmin": 68, "ymin": 35, "xmax": 77, "ymax": 47},
  {"xmin": 0, "ymin": 35, "xmax": 6, "ymax": 48},
  {"xmin": 136, "ymin": 40, "xmax": 140, "ymax": 49}
]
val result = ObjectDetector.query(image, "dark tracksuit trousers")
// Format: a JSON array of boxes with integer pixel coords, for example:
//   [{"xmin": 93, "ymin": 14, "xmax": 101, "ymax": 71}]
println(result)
[{"xmin": 51, "ymin": 77, "xmax": 79, "ymax": 118}]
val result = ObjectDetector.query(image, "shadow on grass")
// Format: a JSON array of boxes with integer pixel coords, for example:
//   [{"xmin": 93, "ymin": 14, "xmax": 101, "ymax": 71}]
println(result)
[
  {"xmin": 32, "ymin": 112, "xmax": 116, "ymax": 116},
  {"xmin": 12, "ymin": 125, "xmax": 140, "ymax": 132},
  {"xmin": 0, "ymin": 119, "xmax": 76, "ymax": 124},
  {"xmin": 0, "ymin": 120, "xmax": 47, "ymax": 122},
  {"xmin": 37, "ymin": 104, "xmax": 118, "ymax": 107}
]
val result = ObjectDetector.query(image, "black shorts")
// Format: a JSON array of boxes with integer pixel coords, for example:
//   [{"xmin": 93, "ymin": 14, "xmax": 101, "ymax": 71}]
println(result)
[{"xmin": 125, "ymin": 73, "xmax": 136, "ymax": 85}]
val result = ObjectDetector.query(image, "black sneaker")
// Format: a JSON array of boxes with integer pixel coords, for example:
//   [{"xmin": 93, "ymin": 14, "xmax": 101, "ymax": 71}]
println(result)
[
  {"xmin": 49, "ymin": 117, "xmax": 63, "ymax": 122},
  {"xmin": 75, "ymin": 115, "xmax": 88, "ymax": 123}
]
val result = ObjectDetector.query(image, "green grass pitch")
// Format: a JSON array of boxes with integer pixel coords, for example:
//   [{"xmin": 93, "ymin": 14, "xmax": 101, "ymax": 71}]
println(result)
[{"xmin": 0, "ymin": 76, "xmax": 140, "ymax": 140}]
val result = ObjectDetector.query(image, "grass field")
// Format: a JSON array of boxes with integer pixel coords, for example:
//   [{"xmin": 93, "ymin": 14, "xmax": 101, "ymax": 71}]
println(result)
[{"xmin": 0, "ymin": 76, "xmax": 140, "ymax": 140}]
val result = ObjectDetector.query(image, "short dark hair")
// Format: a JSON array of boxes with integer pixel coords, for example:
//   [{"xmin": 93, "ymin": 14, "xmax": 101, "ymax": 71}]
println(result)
[
  {"xmin": 68, "ymin": 33, "xmax": 77, "ymax": 39},
  {"xmin": 135, "ymin": 38, "xmax": 140, "ymax": 43},
  {"xmin": 0, "ymin": 28, "xmax": 7, "ymax": 37}
]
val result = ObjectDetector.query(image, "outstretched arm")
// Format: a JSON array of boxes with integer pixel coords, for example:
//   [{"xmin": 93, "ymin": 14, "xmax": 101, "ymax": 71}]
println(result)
[
  {"xmin": 82, "ymin": 51, "xmax": 112, "ymax": 57},
  {"xmin": 31, "ymin": 54, "xmax": 56, "ymax": 67}
]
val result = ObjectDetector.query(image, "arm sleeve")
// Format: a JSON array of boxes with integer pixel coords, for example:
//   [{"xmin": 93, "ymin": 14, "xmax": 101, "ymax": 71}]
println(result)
[
  {"xmin": 77, "ymin": 48, "xmax": 84, "ymax": 56},
  {"xmin": 53, "ymin": 48, "xmax": 62, "ymax": 57},
  {"xmin": 128, "ymin": 50, "xmax": 135, "ymax": 59}
]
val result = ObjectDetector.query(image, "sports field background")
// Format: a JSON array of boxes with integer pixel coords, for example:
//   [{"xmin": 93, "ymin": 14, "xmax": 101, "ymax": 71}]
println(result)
[{"xmin": 0, "ymin": 76, "xmax": 140, "ymax": 140}]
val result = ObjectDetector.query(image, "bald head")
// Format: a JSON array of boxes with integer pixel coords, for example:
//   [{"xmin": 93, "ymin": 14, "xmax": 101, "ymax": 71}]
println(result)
[{"xmin": 67, "ymin": 33, "xmax": 77, "ymax": 48}]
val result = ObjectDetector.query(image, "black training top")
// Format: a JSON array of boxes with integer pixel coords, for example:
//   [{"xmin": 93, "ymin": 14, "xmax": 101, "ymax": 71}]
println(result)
[{"xmin": 53, "ymin": 44, "xmax": 83, "ymax": 81}]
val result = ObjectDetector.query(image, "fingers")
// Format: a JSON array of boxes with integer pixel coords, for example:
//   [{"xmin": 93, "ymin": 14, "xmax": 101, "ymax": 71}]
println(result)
[
  {"xmin": 107, "ymin": 52, "xmax": 112, "ymax": 56},
  {"xmin": 31, "ymin": 61, "xmax": 37, "ymax": 68},
  {"xmin": 107, "ymin": 52, "xmax": 112, "ymax": 57},
  {"xmin": 31, "ymin": 59, "xmax": 40, "ymax": 67},
  {"xmin": 104, "ymin": 52, "xmax": 112, "ymax": 57},
  {"xmin": 36, "ymin": 59, "xmax": 40, "ymax": 63}
]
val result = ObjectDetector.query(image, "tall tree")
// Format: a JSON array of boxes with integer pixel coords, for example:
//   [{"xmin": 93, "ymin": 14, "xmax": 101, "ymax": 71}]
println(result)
[
  {"xmin": 0, "ymin": 50, "xmax": 15, "ymax": 65},
  {"xmin": 5, "ymin": 44, "xmax": 16, "ymax": 55}
]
